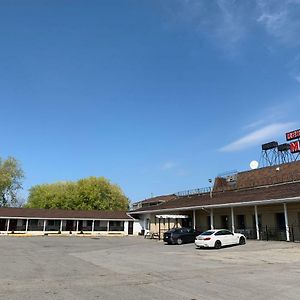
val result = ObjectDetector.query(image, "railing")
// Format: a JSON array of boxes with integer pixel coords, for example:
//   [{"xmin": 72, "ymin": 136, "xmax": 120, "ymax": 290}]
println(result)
[
  {"xmin": 235, "ymin": 226, "xmax": 298, "ymax": 242},
  {"xmin": 218, "ymin": 170, "xmax": 238, "ymax": 177},
  {"xmin": 94, "ymin": 226, "xmax": 107, "ymax": 231},
  {"xmin": 45, "ymin": 225, "xmax": 60, "ymax": 231},
  {"xmin": 81, "ymin": 226, "xmax": 92, "ymax": 231},
  {"xmin": 260, "ymin": 226, "xmax": 288, "ymax": 241},
  {"xmin": 176, "ymin": 187, "xmax": 211, "ymax": 197},
  {"xmin": 14, "ymin": 225, "xmax": 26, "ymax": 231},
  {"xmin": 27, "ymin": 225, "xmax": 44, "ymax": 231},
  {"xmin": 235, "ymin": 227, "xmax": 257, "ymax": 240},
  {"xmin": 109, "ymin": 225, "xmax": 124, "ymax": 231}
]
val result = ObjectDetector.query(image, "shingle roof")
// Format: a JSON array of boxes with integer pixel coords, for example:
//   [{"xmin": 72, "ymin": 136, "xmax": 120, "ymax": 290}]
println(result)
[
  {"xmin": 138, "ymin": 194, "xmax": 176, "ymax": 204},
  {"xmin": 213, "ymin": 161, "xmax": 300, "ymax": 192},
  {"xmin": 130, "ymin": 181, "xmax": 300, "ymax": 213},
  {"xmin": 0, "ymin": 207, "xmax": 132, "ymax": 220}
]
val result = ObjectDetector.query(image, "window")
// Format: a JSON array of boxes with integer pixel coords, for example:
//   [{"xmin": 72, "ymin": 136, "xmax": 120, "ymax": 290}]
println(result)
[
  {"xmin": 47, "ymin": 220, "xmax": 60, "ymax": 227},
  {"xmin": 46, "ymin": 220, "xmax": 61, "ymax": 231},
  {"xmin": 30, "ymin": 219, "xmax": 38, "ymax": 226},
  {"xmin": 215, "ymin": 230, "xmax": 225, "ymax": 236},
  {"xmin": 94, "ymin": 221, "xmax": 107, "ymax": 231},
  {"xmin": 223, "ymin": 230, "xmax": 233, "ymax": 235},
  {"xmin": 109, "ymin": 221, "xmax": 124, "ymax": 231},
  {"xmin": 201, "ymin": 231, "xmax": 214, "ymax": 236}
]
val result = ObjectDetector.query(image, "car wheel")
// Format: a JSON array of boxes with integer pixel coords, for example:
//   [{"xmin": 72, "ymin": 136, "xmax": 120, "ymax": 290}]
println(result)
[
  {"xmin": 239, "ymin": 237, "xmax": 246, "ymax": 245},
  {"xmin": 177, "ymin": 238, "xmax": 183, "ymax": 245},
  {"xmin": 214, "ymin": 240, "xmax": 222, "ymax": 249}
]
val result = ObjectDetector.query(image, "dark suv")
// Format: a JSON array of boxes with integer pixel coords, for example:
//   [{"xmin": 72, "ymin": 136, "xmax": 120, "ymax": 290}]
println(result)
[{"xmin": 163, "ymin": 227, "xmax": 198, "ymax": 245}]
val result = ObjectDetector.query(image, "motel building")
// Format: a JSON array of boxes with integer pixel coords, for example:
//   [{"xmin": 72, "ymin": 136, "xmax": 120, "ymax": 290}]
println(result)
[
  {"xmin": 130, "ymin": 160, "xmax": 300, "ymax": 242},
  {"xmin": 0, "ymin": 208, "xmax": 142, "ymax": 236},
  {"xmin": 2, "ymin": 130, "xmax": 300, "ymax": 241}
]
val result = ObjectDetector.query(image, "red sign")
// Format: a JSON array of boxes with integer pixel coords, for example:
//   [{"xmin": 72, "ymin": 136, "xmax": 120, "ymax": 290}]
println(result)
[
  {"xmin": 290, "ymin": 141, "xmax": 300, "ymax": 153},
  {"xmin": 286, "ymin": 129, "xmax": 300, "ymax": 141}
]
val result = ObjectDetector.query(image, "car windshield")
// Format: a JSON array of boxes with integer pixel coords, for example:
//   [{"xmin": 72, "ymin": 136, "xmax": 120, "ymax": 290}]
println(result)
[{"xmin": 200, "ymin": 231, "xmax": 214, "ymax": 236}]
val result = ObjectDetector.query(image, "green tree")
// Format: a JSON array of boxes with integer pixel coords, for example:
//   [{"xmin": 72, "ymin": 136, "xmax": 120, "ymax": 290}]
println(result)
[
  {"xmin": 0, "ymin": 156, "xmax": 24, "ymax": 207},
  {"xmin": 26, "ymin": 177, "xmax": 129, "ymax": 211}
]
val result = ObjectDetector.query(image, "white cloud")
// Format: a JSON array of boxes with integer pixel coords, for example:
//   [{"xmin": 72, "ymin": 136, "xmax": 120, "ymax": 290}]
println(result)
[
  {"xmin": 220, "ymin": 122, "xmax": 296, "ymax": 152},
  {"xmin": 244, "ymin": 119, "xmax": 266, "ymax": 130},
  {"xmin": 163, "ymin": 0, "xmax": 252, "ymax": 55},
  {"xmin": 256, "ymin": 0, "xmax": 300, "ymax": 46},
  {"xmin": 164, "ymin": 0, "xmax": 300, "ymax": 52},
  {"xmin": 243, "ymin": 104, "xmax": 287, "ymax": 130},
  {"xmin": 161, "ymin": 161, "xmax": 177, "ymax": 171}
]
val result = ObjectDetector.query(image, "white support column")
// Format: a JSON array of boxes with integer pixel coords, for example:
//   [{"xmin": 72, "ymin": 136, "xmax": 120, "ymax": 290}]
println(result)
[
  {"xmin": 60, "ymin": 220, "xmax": 63, "ymax": 232},
  {"xmin": 107, "ymin": 221, "xmax": 110, "ymax": 232},
  {"xmin": 210, "ymin": 209, "xmax": 214, "ymax": 230},
  {"xmin": 231, "ymin": 207, "xmax": 235, "ymax": 233},
  {"xmin": 76, "ymin": 220, "xmax": 79, "ymax": 232},
  {"xmin": 193, "ymin": 210, "xmax": 196, "ymax": 230},
  {"xmin": 284, "ymin": 203, "xmax": 290, "ymax": 242},
  {"xmin": 254, "ymin": 206, "xmax": 260, "ymax": 240},
  {"xmin": 43, "ymin": 220, "xmax": 46, "ymax": 233},
  {"xmin": 92, "ymin": 220, "xmax": 95, "ymax": 233},
  {"xmin": 25, "ymin": 219, "xmax": 29, "ymax": 232},
  {"xmin": 6, "ymin": 219, "xmax": 10, "ymax": 233}
]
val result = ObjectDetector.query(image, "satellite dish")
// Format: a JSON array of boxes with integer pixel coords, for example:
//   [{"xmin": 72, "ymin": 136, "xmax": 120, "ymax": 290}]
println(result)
[{"xmin": 250, "ymin": 160, "xmax": 259, "ymax": 170}]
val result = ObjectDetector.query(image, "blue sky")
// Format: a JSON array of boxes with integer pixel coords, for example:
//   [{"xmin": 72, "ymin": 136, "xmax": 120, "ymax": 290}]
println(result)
[{"xmin": 0, "ymin": 0, "xmax": 300, "ymax": 203}]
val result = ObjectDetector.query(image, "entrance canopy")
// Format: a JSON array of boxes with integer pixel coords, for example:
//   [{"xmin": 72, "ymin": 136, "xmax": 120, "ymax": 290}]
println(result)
[{"xmin": 155, "ymin": 214, "xmax": 189, "ymax": 219}]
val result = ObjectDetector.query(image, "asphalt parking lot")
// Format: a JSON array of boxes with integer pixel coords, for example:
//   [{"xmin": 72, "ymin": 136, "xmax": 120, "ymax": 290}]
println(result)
[{"xmin": 0, "ymin": 236, "xmax": 300, "ymax": 300}]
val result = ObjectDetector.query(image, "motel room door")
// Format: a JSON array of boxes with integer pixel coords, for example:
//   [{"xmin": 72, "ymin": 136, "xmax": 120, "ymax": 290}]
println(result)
[
  {"xmin": 0, "ymin": 219, "xmax": 6, "ymax": 231},
  {"xmin": 128, "ymin": 221, "xmax": 134, "ymax": 235},
  {"xmin": 66, "ymin": 220, "xmax": 74, "ymax": 231},
  {"xmin": 78, "ymin": 220, "xmax": 83, "ymax": 231},
  {"xmin": 9, "ymin": 219, "xmax": 17, "ymax": 231}
]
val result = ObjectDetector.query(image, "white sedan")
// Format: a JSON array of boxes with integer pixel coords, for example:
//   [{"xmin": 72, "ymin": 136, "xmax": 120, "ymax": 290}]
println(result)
[{"xmin": 195, "ymin": 229, "xmax": 246, "ymax": 249}]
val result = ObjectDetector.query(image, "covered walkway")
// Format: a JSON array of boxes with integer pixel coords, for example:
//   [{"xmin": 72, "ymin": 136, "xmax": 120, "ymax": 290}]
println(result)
[{"xmin": 0, "ymin": 207, "xmax": 137, "ymax": 236}]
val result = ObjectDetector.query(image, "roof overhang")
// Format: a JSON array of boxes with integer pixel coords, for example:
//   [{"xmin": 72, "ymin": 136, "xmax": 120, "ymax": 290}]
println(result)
[
  {"xmin": 129, "ymin": 196, "xmax": 300, "ymax": 215},
  {"xmin": 0, "ymin": 217, "xmax": 132, "ymax": 221},
  {"xmin": 155, "ymin": 214, "xmax": 189, "ymax": 219}
]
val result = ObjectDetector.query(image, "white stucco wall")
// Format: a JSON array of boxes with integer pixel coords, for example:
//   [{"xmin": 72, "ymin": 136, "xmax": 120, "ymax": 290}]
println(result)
[
  {"xmin": 133, "ymin": 220, "xmax": 142, "ymax": 235},
  {"xmin": 124, "ymin": 221, "xmax": 129, "ymax": 234}
]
